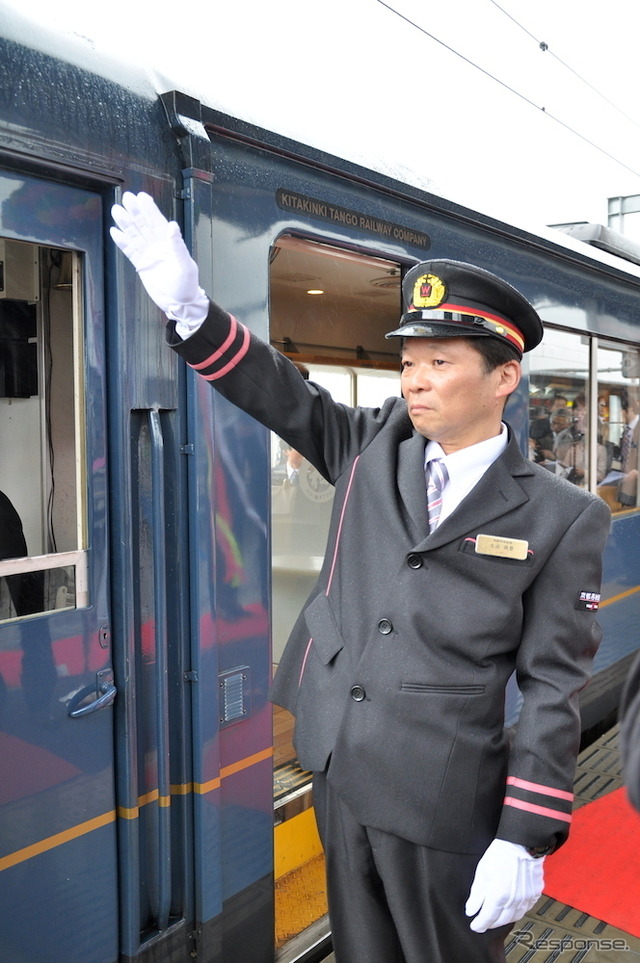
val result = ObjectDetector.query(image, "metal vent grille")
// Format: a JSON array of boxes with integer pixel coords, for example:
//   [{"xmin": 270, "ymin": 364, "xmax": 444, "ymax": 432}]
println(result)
[{"xmin": 219, "ymin": 666, "xmax": 251, "ymax": 727}]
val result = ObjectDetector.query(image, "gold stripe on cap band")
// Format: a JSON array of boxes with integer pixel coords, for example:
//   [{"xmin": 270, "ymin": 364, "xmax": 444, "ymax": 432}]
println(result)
[{"xmin": 438, "ymin": 302, "xmax": 525, "ymax": 351}]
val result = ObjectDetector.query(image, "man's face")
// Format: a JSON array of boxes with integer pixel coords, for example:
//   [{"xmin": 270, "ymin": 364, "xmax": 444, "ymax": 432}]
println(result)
[
  {"xmin": 400, "ymin": 337, "xmax": 520, "ymax": 453},
  {"xmin": 625, "ymin": 400, "xmax": 639, "ymax": 423},
  {"xmin": 286, "ymin": 448, "xmax": 304, "ymax": 469},
  {"xmin": 551, "ymin": 412, "xmax": 571, "ymax": 432}
]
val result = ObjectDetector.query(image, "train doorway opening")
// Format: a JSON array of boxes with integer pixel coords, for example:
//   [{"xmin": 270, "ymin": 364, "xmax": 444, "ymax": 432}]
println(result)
[{"xmin": 268, "ymin": 234, "xmax": 403, "ymax": 956}]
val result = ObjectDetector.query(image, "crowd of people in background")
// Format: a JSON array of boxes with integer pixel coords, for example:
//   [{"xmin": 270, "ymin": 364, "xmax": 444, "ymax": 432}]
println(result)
[{"xmin": 529, "ymin": 390, "xmax": 638, "ymax": 509}]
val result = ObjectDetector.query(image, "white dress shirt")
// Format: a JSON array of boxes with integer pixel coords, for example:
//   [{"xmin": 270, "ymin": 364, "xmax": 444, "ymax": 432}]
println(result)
[{"xmin": 424, "ymin": 425, "xmax": 508, "ymax": 528}]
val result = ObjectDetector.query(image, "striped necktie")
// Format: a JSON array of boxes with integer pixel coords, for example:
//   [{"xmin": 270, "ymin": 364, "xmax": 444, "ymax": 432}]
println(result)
[
  {"xmin": 621, "ymin": 426, "xmax": 632, "ymax": 471},
  {"xmin": 426, "ymin": 458, "xmax": 448, "ymax": 532}
]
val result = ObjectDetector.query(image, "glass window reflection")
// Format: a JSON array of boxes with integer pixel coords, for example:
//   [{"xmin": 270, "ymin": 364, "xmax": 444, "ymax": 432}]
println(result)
[
  {"xmin": 596, "ymin": 342, "xmax": 640, "ymax": 513},
  {"xmin": 528, "ymin": 328, "xmax": 640, "ymax": 513},
  {"xmin": 528, "ymin": 329, "xmax": 594, "ymax": 486}
]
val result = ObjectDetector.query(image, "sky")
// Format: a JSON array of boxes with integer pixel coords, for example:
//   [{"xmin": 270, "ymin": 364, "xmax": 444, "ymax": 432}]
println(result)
[{"xmin": 3, "ymin": 0, "xmax": 640, "ymax": 237}]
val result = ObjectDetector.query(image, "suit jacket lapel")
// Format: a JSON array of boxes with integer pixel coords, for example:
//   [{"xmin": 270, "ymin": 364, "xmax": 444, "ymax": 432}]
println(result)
[{"xmin": 397, "ymin": 431, "xmax": 429, "ymax": 540}]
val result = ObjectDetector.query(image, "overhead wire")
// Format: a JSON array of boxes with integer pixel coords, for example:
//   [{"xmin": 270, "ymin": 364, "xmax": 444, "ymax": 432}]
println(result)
[
  {"xmin": 374, "ymin": 0, "xmax": 640, "ymax": 180},
  {"xmin": 487, "ymin": 0, "xmax": 640, "ymax": 133}
]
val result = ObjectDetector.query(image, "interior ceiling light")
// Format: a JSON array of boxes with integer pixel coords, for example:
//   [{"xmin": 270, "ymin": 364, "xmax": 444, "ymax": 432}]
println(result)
[{"xmin": 306, "ymin": 289, "xmax": 324, "ymax": 295}]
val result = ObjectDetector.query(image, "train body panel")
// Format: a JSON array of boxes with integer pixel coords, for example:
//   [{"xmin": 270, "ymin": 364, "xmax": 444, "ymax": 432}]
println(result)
[{"xmin": 0, "ymin": 11, "xmax": 639, "ymax": 963}]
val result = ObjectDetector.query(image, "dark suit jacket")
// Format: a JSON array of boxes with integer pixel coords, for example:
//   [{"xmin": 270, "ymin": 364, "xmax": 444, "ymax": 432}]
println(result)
[{"xmin": 169, "ymin": 302, "xmax": 611, "ymax": 856}]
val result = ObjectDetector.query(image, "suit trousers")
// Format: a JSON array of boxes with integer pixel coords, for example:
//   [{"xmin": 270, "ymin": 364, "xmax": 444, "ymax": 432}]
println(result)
[{"xmin": 313, "ymin": 771, "xmax": 511, "ymax": 963}]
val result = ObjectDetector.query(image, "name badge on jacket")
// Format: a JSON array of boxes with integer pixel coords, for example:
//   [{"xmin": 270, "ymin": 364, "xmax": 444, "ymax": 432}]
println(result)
[{"xmin": 475, "ymin": 533, "xmax": 529, "ymax": 561}]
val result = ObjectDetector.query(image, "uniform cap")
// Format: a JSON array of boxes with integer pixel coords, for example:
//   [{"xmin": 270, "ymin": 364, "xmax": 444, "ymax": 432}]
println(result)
[{"xmin": 385, "ymin": 259, "xmax": 543, "ymax": 356}]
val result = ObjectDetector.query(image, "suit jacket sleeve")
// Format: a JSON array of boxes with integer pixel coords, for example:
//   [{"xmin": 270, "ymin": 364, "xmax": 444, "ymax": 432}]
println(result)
[
  {"xmin": 496, "ymin": 495, "xmax": 611, "ymax": 851},
  {"xmin": 166, "ymin": 300, "xmax": 392, "ymax": 480}
]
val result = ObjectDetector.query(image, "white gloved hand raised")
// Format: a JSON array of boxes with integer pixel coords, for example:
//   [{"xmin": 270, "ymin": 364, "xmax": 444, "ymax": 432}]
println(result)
[
  {"xmin": 465, "ymin": 838, "xmax": 545, "ymax": 932},
  {"xmin": 110, "ymin": 191, "xmax": 209, "ymax": 334}
]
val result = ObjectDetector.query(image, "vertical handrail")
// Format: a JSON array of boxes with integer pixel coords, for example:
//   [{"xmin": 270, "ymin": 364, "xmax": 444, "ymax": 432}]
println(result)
[{"xmin": 148, "ymin": 409, "xmax": 172, "ymax": 930}]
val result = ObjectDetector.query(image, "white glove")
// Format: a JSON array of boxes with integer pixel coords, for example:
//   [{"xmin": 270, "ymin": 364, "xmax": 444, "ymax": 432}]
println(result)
[
  {"xmin": 110, "ymin": 191, "xmax": 209, "ymax": 335},
  {"xmin": 465, "ymin": 838, "xmax": 545, "ymax": 932}
]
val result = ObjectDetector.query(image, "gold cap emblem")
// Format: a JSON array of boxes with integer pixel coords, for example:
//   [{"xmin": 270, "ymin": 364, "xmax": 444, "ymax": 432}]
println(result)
[{"xmin": 412, "ymin": 273, "xmax": 446, "ymax": 309}]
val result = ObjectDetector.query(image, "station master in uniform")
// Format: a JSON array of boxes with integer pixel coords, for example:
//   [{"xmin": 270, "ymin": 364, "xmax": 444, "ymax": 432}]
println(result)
[{"xmin": 111, "ymin": 192, "xmax": 611, "ymax": 963}]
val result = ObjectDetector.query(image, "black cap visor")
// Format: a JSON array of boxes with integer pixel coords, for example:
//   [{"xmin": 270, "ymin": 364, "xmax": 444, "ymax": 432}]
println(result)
[{"xmin": 385, "ymin": 320, "xmax": 495, "ymax": 341}]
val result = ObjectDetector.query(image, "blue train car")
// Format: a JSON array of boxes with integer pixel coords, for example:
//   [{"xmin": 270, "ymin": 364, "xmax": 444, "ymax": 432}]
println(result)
[{"xmin": 1, "ymin": 7, "xmax": 640, "ymax": 963}]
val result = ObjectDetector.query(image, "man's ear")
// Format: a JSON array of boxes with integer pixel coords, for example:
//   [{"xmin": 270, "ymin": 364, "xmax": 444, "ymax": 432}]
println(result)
[{"xmin": 496, "ymin": 360, "xmax": 521, "ymax": 400}]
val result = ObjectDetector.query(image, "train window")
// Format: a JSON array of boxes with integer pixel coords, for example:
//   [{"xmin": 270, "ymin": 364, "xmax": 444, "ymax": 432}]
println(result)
[
  {"xmin": 528, "ymin": 328, "xmax": 640, "ymax": 511},
  {"xmin": 0, "ymin": 243, "xmax": 87, "ymax": 622},
  {"xmin": 596, "ymin": 340, "xmax": 640, "ymax": 513},
  {"xmin": 528, "ymin": 328, "xmax": 594, "ymax": 487},
  {"xmin": 356, "ymin": 368, "xmax": 403, "ymax": 407},
  {"xmin": 284, "ymin": 362, "xmax": 401, "ymax": 407}
]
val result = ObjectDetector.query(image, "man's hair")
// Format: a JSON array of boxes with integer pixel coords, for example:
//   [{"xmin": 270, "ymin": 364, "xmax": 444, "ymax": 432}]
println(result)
[{"xmin": 465, "ymin": 336, "xmax": 521, "ymax": 372}]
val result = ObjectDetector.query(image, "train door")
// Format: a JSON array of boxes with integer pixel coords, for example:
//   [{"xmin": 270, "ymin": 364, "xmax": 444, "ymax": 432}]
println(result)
[
  {"xmin": 0, "ymin": 173, "xmax": 117, "ymax": 962},
  {"xmin": 268, "ymin": 235, "xmax": 403, "ymax": 955}
]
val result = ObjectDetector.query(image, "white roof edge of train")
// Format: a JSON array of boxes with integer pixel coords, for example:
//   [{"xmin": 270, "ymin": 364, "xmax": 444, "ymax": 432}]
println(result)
[{"xmin": 3, "ymin": 1, "xmax": 640, "ymax": 282}]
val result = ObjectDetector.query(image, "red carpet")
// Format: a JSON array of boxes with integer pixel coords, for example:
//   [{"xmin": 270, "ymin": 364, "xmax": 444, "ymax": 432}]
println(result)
[{"xmin": 543, "ymin": 787, "xmax": 640, "ymax": 937}]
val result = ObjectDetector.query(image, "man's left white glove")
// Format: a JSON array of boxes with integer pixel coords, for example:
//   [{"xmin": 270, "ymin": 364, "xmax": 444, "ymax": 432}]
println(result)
[
  {"xmin": 465, "ymin": 838, "xmax": 545, "ymax": 932},
  {"xmin": 110, "ymin": 191, "xmax": 209, "ymax": 336}
]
